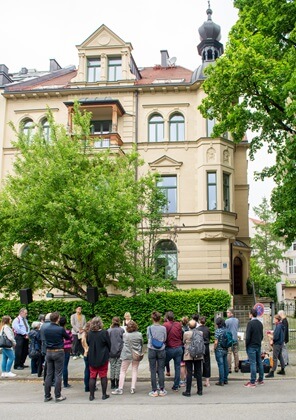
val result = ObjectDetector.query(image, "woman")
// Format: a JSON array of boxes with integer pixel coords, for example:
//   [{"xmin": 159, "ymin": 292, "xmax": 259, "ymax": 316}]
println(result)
[
  {"xmin": 28, "ymin": 321, "xmax": 42, "ymax": 376},
  {"xmin": 180, "ymin": 316, "xmax": 189, "ymax": 387},
  {"xmin": 112, "ymin": 320, "xmax": 143, "ymax": 395},
  {"xmin": 147, "ymin": 311, "xmax": 167, "ymax": 397},
  {"xmin": 122, "ymin": 312, "xmax": 132, "ymax": 332},
  {"xmin": 278, "ymin": 310, "xmax": 289, "ymax": 366},
  {"xmin": 197, "ymin": 316, "xmax": 211, "ymax": 387},
  {"xmin": 59, "ymin": 316, "xmax": 73, "ymax": 388},
  {"xmin": 81, "ymin": 321, "xmax": 92, "ymax": 392},
  {"xmin": 108, "ymin": 316, "xmax": 124, "ymax": 389},
  {"xmin": 1, "ymin": 316, "xmax": 16, "ymax": 377},
  {"xmin": 87, "ymin": 317, "xmax": 111, "ymax": 401},
  {"xmin": 182, "ymin": 319, "xmax": 203, "ymax": 397},
  {"xmin": 214, "ymin": 317, "xmax": 228, "ymax": 386}
]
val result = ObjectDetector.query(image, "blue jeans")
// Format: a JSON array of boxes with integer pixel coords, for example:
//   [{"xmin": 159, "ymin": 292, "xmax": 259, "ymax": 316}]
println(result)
[
  {"xmin": 215, "ymin": 349, "xmax": 228, "ymax": 383},
  {"xmin": 44, "ymin": 350, "xmax": 65, "ymax": 399},
  {"xmin": 246, "ymin": 345, "xmax": 264, "ymax": 384},
  {"xmin": 148, "ymin": 348, "xmax": 166, "ymax": 391},
  {"xmin": 1, "ymin": 348, "xmax": 15, "ymax": 372},
  {"xmin": 165, "ymin": 346, "xmax": 183, "ymax": 389},
  {"xmin": 84, "ymin": 356, "xmax": 90, "ymax": 391}
]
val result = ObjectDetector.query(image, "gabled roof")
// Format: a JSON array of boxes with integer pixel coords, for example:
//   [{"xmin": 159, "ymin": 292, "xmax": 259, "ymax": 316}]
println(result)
[{"xmin": 77, "ymin": 24, "xmax": 133, "ymax": 50}]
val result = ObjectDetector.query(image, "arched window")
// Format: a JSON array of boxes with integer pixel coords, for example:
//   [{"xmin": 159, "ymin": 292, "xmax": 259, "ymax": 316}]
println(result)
[
  {"xmin": 21, "ymin": 118, "xmax": 34, "ymax": 141},
  {"xmin": 169, "ymin": 113, "xmax": 185, "ymax": 141},
  {"xmin": 155, "ymin": 240, "xmax": 178, "ymax": 280},
  {"xmin": 40, "ymin": 118, "xmax": 50, "ymax": 141},
  {"xmin": 148, "ymin": 114, "xmax": 164, "ymax": 142}
]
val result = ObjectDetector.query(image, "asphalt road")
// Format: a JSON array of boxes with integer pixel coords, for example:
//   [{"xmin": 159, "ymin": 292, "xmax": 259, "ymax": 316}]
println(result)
[{"xmin": 1, "ymin": 378, "xmax": 296, "ymax": 420}]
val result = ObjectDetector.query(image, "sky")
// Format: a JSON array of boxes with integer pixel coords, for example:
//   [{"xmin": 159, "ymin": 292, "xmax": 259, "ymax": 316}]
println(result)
[{"xmin": 0, "ymin": 0, "xmax": 274, "ymax": 217}]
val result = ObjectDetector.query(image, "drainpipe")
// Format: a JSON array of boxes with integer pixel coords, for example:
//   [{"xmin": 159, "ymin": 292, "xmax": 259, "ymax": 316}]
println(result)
[{"xmin": 135, "ymin": 90, "xmax": 139, "ymax": 181}]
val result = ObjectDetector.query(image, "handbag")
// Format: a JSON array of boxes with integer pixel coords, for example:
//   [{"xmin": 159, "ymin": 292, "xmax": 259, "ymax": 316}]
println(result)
[
  {"xmin": 149, "ymin": 327, "xmax": 164, "ymax": 349},
  {"xmin": 0, "ymin": 330, "xmax": 13, "ymax": 348},
  {"xmin": 29, "ymin": 349, "xmax": 41, "ymax": 359}
]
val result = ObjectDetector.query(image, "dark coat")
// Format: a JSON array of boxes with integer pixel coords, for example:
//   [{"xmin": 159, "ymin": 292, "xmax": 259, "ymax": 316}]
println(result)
[{"xmin": 87, "ymin": 329, "xmax": 111, "ymax": 368}]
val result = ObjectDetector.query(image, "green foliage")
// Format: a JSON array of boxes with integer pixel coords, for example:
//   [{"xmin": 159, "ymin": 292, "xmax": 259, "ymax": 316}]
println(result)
[
  {"xmin": 249, "ymin": 258, "xmax": 278, "ymax": 302},
  {"xmin": 0, "ymin": 289, "xmax": 231, "ymax": 341},
  {"xmin": 198, "ymin": 0, "xmax": 296, "ymax": 242},
  {"xmin": 0, "ymin": 103, "xmax": 174, "ymax": 299}
]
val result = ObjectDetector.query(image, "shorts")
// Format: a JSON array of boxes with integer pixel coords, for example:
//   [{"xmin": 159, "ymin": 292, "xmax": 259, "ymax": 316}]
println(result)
[{"xmin": 89, "ymin": 360, "xmax": 109, "ymax": 379}]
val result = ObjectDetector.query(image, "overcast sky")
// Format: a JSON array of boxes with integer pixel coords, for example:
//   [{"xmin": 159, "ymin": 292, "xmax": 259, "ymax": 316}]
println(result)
[{"xmin": 0, "ymin": 0, "xmax": 274, "ymax": 217}]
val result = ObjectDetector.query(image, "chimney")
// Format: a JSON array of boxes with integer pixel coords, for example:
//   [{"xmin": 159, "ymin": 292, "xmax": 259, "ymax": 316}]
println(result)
[
  {"xmin": 50, "ymin": 59, "xmax": 62, "ymax": 72},
  {"xmin": 0, "ymin": 64, "xmax": 12, "ymax": 86},
  {"xmin": 20, "ymin": 67, "xmax": 28, "ymax": 74},
  {"xmin": 160, "ymin": 50, "xmax": 169, "ymax": 67}
]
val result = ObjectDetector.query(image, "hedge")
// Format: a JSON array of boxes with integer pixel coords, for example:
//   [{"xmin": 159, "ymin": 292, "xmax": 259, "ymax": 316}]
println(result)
[{"xmin": 0, "ymin": 288, "xmax": 231, "ymax": 342}]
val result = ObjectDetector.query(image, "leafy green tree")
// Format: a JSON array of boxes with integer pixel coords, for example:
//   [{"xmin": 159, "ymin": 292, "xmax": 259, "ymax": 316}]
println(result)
[
  {"xmin": 198, "ymin": 0, "xmax": 296, "ymax": 242},
  {"xmin": 0, "ymin": 104, "xmax": 174, "ymax": 300},
  {"xmin": 250, "ymin": 197, "xmax": 287, "ymax": 301}
]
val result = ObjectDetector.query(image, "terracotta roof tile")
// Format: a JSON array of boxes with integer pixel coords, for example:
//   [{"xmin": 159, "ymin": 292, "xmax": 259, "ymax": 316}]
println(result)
[{"xmin": 136, "ymin": 66, "xmax": 192, "ymax": 85}]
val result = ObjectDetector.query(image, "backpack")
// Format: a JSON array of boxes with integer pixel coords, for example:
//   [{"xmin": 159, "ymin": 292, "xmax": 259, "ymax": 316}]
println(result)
[
  {"xmin": 188, "ymin": 329, "xmax": 205, "ymax": 358},
  {"xmin": 220, "ymin": 329, "xmax": 234, "ymax": 349}
]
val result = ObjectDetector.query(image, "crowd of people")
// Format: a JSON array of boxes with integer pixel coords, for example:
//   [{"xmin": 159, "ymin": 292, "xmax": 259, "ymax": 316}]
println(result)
[{"xmin": 0, "ymin": 305, "xmax": 290, "ymax": 402}]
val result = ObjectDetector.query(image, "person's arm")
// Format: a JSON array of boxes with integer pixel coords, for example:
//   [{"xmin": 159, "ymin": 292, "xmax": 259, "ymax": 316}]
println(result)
[{"xmin": 63, "ymin": 328, "xmax": 71, "ymax": 340}]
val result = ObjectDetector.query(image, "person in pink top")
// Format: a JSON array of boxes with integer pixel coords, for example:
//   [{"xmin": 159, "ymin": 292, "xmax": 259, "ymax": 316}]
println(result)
[{"xmin": 59, "ymin": 316, "xmax": 73, "ymax": 388}]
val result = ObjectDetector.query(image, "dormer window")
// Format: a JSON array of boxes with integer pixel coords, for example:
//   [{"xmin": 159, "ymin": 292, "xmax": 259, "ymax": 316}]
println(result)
[
  {"xmin": 108, "ymin": 57, "xmax": 122, "ymax": 81},
  {"xmin": 87, "ymin": 58, "xmax": 101, "ymax": 82}
]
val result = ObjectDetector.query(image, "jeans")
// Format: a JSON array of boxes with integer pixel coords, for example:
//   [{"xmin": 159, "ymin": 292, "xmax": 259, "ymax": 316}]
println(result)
[
  {"xmin": 44, "ymin": 350, "xmax": 65, "ymax": 398},
  {"xmin": 63, "ymin": 351, "xmax": 71, "ymax": 386},
  {"xmin": 246, "ymin": 345, "xmax": 264, "ymax": 384},
  {"xmin": 148, "ymin": 348, "xmax": 166, "ymax": 391},
  {"xmin": 1, "ymin": 348, "xmax": 15, "ymax": 372},
  {"xmin": 119, "ymin": 359, "xmax": 140, "ymax": 389},
  {"xmin": 165, "ymin": 346, "xmax": 183, "ymax": 389},
  {"xmin": 215, "ymin": 349, "xmax": 228, "ymax": 383}
]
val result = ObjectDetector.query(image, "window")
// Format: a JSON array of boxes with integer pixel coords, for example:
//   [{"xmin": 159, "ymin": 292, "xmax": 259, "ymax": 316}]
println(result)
[
  {"xmin": 289, "ymin": 259, "xmax": 296, "ymax": 274},
  {"xmin": 155, "ymin": 240, "xmax": 178, "ymax": 280},
  {"xmin": 87, "ymin": 58, "xmax": 101, "ymax": 82},
  {"xmin": 207, "ymin": 118, "xmax": 215, "ymax": 137},
  {"xmin": 148, "ymin": 114, "xmax": 164, "ymax": 142},
  {"xmin": 108, "ymin": 57, "xmax": 122, "ymax": 81},
  {"xmin": 207, "ymin": 172, "xmax": 217, "ymax": 210},
  {"xmin": 22, "ymin": 118, "xmax": 34, "ymax": 141},
  {"xmin": 91, "ymin": 120, "xmax": 112, "ymax": 134},
  {"xmin": 41, "ymin": 118, "xmax": 50, "ymax": 141},
  {"xmin": 223, "ymin": 173, "xmax": 230, "ymax": 211},
  {"xmin": 169, "ymin": 113, "xmax": 185, "ymax": 141},
  {"xmin": 292, "ymin": 243, "xmax": 296, "ymax": 251},
  {"xmin": 94, "ymin": 139, "xmax": 110, "ymax": 148},
  {"xmin": 157, "ymin": 176, "xmax": 177, "ymax": 213}
]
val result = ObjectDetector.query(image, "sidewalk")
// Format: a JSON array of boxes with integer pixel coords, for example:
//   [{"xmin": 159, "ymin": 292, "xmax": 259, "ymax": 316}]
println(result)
[{"xmin": 2, "ymin": 346, "xmax": 296, "ymax": 383}]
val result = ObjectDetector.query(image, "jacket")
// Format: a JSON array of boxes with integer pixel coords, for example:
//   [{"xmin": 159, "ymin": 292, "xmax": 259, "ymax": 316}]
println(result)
[
  {"xmin": 87, "ymin": 329, "xmax": 111, "ymax": 368},
  {"xmin": 108, "ymin": 326, "xmax": 124, "ymax": 358},
  {"xmin": 120, "ymin": 331, "xmax": 143, "ymax": 360}
]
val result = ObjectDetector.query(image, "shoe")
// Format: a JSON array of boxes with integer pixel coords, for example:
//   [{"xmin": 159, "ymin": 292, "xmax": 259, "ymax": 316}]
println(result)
[
  {"xmin": 111, "ymin": 388, "xmax": 123, "ymax": 395},
  {"xmin": 215, "ymin": 382, "xmax": 224, "ymax": 386},
  {"xmin": 235, "ymin": 368, "xmax": 239, "ymax": 372},
  {"xmin": 79, "ymin": 355, "xmax": 84, "ymax": 359},
  {"xmin": 16, "ymin": 367, "xmax": 24, "ymax": 370},
  {"xmin": 182, "ymin": 391, "xmax": 191, "ymax": 397},
  {"xmin": 149, "ymin": 390, "xmax": 159, "ymax": 397},
  {"xmin": 265, "ymin": 371, "xmax": 274, "ymax": 378},
  {"xmin": 55, "ymin": 396, "xmax": 66, "ymax": 402},
  {"xmin": 165, "ymin": 372, "xmax": 171, "ymax": 377},
  {"xmin": 89, "ymin": 395, "xmax": 95, "ymax": 401},
  {"xmin": 44, "ymin": 397, "xmax": 52, "ymax": 402},
  {"xmin": 6, "ymin": 372, "xmax": 16, "ymax": 378},
  {"xmin": 64, "ymin": 384, "xmax": 72, "ymax": 388},
  {"xmin": 111, "ymin": 379, "xmax": 116, "ymax": 389},
  {"xmin": 224, "ymin": 381, "xmax": 228, "ymax": 385},
  {"xmin": 1, "ymin": 373, "xmax": 7, "ymax": 377},
  {"xmin": 171, "ymin": 387, "xmax": 179, "ymax": 392},
  {"xmin": 277, "ymin": 369, "xmax": 285, "ymax": 375},
  {"xmin": 255, "ymin": 380, "xmax": 264, "ymax": 385},
  {"xmin": 159, "ymin": 389, "xmax": 167, "ymax": 397},
  {"xmin": 73, "ymin": 356, "xmax": 78, "ymax": 360},
  {"xmin": 102, "ymin": 394, "xmax": 110, "ymax": 400},
  {"xmin": 179, "ymin": 380, "xmax": 186, "ymax": 387},
  {"xmin": 130, "ymin": 388, "xmax": 135, "ymax": 394},
  {"xmin": 244, "ymin": 382, "xmax": 256, "ymax": 388},
  {"xmin": 228, "ymin": 370, "xmax": 232, "ymax": 374},
  {"xmin": 22, "ymin": 365, "xmax": 29, "ymax": 368},
  {"xmin": 204, "ymin": 382, "xmax": 210, "ymax": 387},
  {"xmin": 197, "ymin": 391, "xmax": 203, "ymax": 396}
]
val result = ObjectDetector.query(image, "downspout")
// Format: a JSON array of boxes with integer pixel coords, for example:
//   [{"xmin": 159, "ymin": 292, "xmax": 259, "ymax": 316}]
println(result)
[{"xmin": 135, "ymin": 90, "xmax": 139, "ymax": 180}]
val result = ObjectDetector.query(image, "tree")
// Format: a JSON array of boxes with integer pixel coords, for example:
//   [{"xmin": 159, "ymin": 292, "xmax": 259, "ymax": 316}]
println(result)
[
  {"xmin": 0, "ymin": 104, "xmax": 174, "ymax": 300},
  {"xmin": 249, "ymin": 197, "xmax": 287, "ymax": 301},
  {"xmin": 199, "ymin": 0, "xmax": 296, "ymax": 242}
]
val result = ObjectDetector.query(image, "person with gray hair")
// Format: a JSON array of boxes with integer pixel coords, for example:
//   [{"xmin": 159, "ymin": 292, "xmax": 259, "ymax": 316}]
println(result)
[
  {"xmin": 278, "ymin": 310, "xmax": 289, "ymax": 366},
  {"xmin": 28, "ymin": 321, "xmax": 42, "ymax": 375},
  {"xmin": 40, "ymin": 313, "xmax": 51, "ymax": 381},
  {"xmin": 225, "ymin": 308, "xmax": 239, "ymax": 373}
]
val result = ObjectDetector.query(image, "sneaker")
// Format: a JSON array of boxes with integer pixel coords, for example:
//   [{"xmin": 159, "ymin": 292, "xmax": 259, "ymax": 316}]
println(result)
[
  {"xmin": 130, "ymin": 388, "xmax": 135, "ymax": 394},
  {"xmin": 255, "ymin": 380, "xmax": 264, "ymax": 385},
  {"xmin": 6, "ymin": 372, "xmax": 16, "ymax": 378},
  {"xmin": 111, "ymin": 388, "xmax": 123, "ymax": 395},
  {"xmin": 159, "ymin": 389, "xmax": 167, "ymax": 397},
  {"xmin": 179, "ymin": 380, "xmax": 186, "ymax": 387},
  {"xmin": 63, "ymin": 384, "xmax": 72, "ymax": 388},
  {"xmin": 171, "ymin": 386, "xmax": 179, "ymax": 392},
  {"xmin": 149, "ymin": 390, "xmax": 159, "ymax": 397},
  {"xmin": 79, "ymin": 355, "xmax": 84, "ymax": 359},
  {"xmin": 73, "ymin": 356, "xmax": 78, "ymax": 360},
  {"xmin": 44, "ymin": 396, "xmax": 52, "ymax": 402},
  {"xmin": 244, "ymin": 382, "xmax": 256, "ymax": 388},
  {"xmin": 277, "ymin": 370, "xmax": 285, "ymax": 375},
  {"xmin": 1, "ymin": 373, "xmax": 7, "ymax": 377},
  {"xmin": 55, "ymin": 396, "xmax": 66, "ymax": 402}
]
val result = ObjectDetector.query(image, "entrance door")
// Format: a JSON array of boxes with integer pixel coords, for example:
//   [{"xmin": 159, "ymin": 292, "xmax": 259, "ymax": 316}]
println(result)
[{"xmin": 233, "ymin": 256, "xmax": 243, "ymax": 294}]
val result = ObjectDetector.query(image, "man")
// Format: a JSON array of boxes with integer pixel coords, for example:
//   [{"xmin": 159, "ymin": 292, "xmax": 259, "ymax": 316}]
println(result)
[
  {"xmin": 244, "ymin": 308, "xmax": 264, "ymax": 388},
  {"xmin": 266, "ymin": 314, "xmax": 285, "ymax": 378},
  {"xmin": 12, "ymin": 308, "xmax": 30, "ymax": 370},
  {"xmin": 40, "ymin": 313, "xmax": 52, "ymax": 381},
  {"xmin": 43, "ymin": 311, "xmax": 71, "ymax": 402},
  {"xmin": 163, "ymin": 311, "xmax": 183, "ymax": 391},
  {"xmin": 225, "ymin": 308, "xmax": 239, "ymax": 373},
  {"xmin": 70, "ymin": 306, "xmax": 86, "ymax": 359}
]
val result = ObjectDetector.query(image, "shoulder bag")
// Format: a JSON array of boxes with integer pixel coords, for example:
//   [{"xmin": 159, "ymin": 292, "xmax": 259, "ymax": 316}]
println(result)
[
  {"xmin": 0, "ymin": 329, "xmax": 13, "ymax": 348},
  {"xmin": 127, "ymin": 334, "xmax": 144, "ymax": 362}
]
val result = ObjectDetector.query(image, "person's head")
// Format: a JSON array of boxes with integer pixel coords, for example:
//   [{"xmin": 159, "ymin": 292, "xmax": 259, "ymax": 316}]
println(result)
[
  {"xmin": 181, "ymin": 316, "xmax": 189, "ymax": 327},
  {"xmin": 50, "ymin": 312, "xmax": 60, "ymax": 324},
  {"xmin": 38, "ymin": 314, "xmax": 45, "ymax": 323},
  {"xmin": 278, "ymin": 310, "xmax": 286, "ymax": 319},
  {"xmin": 274, "ymin": 314, "xmax": 281, "ymax": 324},
  {"xmin": 215, "ymin": 317, "xmax": 225, "ymax": 328},
  {"xmin": 226, "ymin": 308, "xmax": 234, "ymax": 318},
  {"xmin": 90, "ymin": 316, "xmax": 103, "ymax": 331},
  {"xmin": 192, "ymin": 313, "xmax": 199, "ymax": 323},
  {"xmin": 19, "ymin": 308, "xmax": 28, "ymax": 318},
  {"xmin": 59, "ymin": 316, "xmax": 67, "ymax": 328},
  {"xmin": 249, "ymin": 308, "xmax": 257, "ymax": 319},
  {"xmin": 45, "ymin": 313, "xmax": 52, "ymax": 322},
  {"xmin": 31, "ymin": 321, "xmax": 41, "ymax": 330},
  {"xmin": 111, "ymin": 316, "xmax": 121, "ymax": 328},
  {"xmin": 199, "ymin": 316, "xmax": 206, "ymax": 325},
  {"xmin": 166, "ymin": 311, "xmax": 174, "ymax": 321},
  {"xmin": 188, "ymin": 319, "xmax": 197, "ymax": 330},
  {"xmin": 76, "ymin": 306, "xmax": 82, "ymax": 315},
  {"xmin": 151, "ymin": 311, "xmax": 161, "ymax": 323},
  {"xmin": 1, "ymin": 315, "xmax": 12, "ymax": 326},
  {"xmin": 126, "ymin": 320, "xmax": 138, "ymax": 333},
  {"xmin": 124, "ymin": 312, "xmax": 131, "ymax": 321}
]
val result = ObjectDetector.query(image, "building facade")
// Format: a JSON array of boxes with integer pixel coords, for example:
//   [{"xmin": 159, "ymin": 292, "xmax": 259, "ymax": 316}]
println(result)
[{"xmin": 0, "ymin": 7, "xmax": 250, "ymax": 299}]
